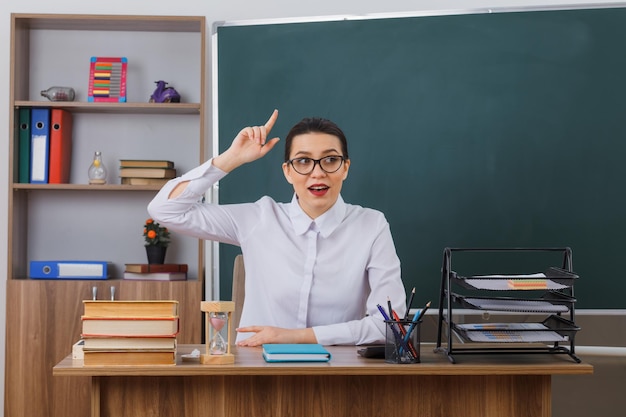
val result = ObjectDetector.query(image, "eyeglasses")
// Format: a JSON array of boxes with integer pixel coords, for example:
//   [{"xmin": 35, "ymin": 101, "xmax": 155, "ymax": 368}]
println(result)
[{"xmin": 287, "ymin": 155, "xmax": 346, "ymax": 175}]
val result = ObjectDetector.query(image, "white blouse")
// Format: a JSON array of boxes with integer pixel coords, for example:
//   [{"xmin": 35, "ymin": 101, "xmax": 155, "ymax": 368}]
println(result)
[{"xmin": 148, "ymin": 160, "xmax": 407, "ymax": 345}]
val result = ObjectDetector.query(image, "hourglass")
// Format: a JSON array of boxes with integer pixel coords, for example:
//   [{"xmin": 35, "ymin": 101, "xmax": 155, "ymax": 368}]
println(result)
[
  {"xmin": 200, "ymin": 301, "xmax": 235, "ymax": 365},
  {"xmin": 209, "ymin": 311, "xmax": 229, "ymax": 354}
]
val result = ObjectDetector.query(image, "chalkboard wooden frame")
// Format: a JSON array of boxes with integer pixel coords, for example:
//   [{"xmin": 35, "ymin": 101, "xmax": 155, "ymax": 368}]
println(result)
[{"xmin": 213, "ymin": 5, "xmax": 626, "ymax": 308}]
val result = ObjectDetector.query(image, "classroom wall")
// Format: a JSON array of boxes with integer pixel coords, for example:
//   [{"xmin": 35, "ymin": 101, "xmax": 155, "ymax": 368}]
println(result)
[{"xmin": 1, "ymin": 1, "xmax": 623, "ymax": 416}]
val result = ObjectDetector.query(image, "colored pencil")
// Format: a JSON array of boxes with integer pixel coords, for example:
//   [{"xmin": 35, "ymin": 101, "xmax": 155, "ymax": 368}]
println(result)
[{"xmin": 405, "ymin": 287, "xmax": 416, "ymax": 320}]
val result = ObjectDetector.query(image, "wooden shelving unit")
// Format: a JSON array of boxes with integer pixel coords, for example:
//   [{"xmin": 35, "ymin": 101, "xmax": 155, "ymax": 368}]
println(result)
[{"xmin": 5, "ymin": 13, "xmax": 206, "ymax": 417}]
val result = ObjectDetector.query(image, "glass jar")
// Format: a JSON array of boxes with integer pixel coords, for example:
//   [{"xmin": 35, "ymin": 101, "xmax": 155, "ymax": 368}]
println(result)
[
  {"xmin": 88, "ymin": 151, "xmax": 107, "ymax": 184},
  {"xmin": 40, "ymin": 86, "xmax": 76, "ymax": 102}
]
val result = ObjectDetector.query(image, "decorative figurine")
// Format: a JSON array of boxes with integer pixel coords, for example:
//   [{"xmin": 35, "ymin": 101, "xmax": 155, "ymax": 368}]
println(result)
[
  {"xmin": 200, "ymin": 301, "xmax": 235, "ymax": 365},
  {"xmin": 149, "ymin": 80, "xmax": 181, "ymax": 103}
]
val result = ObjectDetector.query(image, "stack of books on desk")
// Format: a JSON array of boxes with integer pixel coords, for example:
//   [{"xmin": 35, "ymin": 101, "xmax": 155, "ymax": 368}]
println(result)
[
  {"xmin": 123, "ymin": 263, "xmax": 188, "ymax": 281},
  {"xmin": 80, "ymin": 300, "xmax": 179, "ymax": 366},
  {"xmin": 119, "ymin": 159, "xmax": 177, "ymax": 186}
]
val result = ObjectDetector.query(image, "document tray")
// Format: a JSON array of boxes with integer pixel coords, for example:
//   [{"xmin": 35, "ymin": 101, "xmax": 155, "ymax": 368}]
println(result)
[{"xmin": 452, "ymin": 315, "xmax": 580, "ymax": 343}]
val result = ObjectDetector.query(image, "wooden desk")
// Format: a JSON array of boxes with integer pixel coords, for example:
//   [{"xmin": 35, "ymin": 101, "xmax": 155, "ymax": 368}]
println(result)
[{"xmin": 53, "ymin": 344, "xmax": 592, "ymax": 417}]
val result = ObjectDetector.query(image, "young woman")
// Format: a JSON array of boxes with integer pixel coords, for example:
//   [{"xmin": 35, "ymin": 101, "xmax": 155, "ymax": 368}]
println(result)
[{"xmin": 148, "ymin": 109, "xmax": 406, "ymax": 346}]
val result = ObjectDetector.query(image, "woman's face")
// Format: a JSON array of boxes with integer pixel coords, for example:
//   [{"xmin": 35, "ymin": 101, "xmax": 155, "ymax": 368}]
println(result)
[{"xmin": 282, "ymin": 132, "xmax": 350, "ymax": 219}]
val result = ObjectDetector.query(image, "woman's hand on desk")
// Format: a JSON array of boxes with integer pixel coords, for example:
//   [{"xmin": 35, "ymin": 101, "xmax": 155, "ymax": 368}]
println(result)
[{"xmin": 236, "ymin": 326, "xmax": 317, "ymax": 346}]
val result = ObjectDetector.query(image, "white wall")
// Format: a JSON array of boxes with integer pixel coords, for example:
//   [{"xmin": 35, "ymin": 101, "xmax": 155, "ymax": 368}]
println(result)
[{"xmin": 1, "ymin": 1, "xmax": 623, "ymax": 415}]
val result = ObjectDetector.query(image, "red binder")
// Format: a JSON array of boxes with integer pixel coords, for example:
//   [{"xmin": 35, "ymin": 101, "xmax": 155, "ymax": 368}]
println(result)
[{"xmin": 48, "ymin": 109, "xmax": 73, "ymax": 184}]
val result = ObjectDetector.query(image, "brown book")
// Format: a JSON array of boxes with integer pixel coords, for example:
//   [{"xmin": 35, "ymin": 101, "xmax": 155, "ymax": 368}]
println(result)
[
  {"xmin": 83, "ymin": 350, "xmax": 176, "ymax": 366},
  {"xmin": 123, "ymin": 271, "xmax": 187, "ymax": 281},
  {"xmin": 121, "ymin": 177, "xmax": 170, "ymax": 186},
  {"xmin": 83, "ymin": 300, "xmax": 179, "ymax": 318},
  {"xmin": 125, "ymin": 263, "xmax": 188, "ymax": 273},
  {"xmin": 119, "ymin": 167, "xmax": 177, "ymax": 178},
  {"xmin": 83, "ymin": 336, "xmax": 177, "ymax": 351},
  {"xmin": 119, "ymin": 159, "xmax": 174, "ymax": 169},
  {"xmin": 81, "ymin": 316, "xmax": 179, "ymax": 337}
]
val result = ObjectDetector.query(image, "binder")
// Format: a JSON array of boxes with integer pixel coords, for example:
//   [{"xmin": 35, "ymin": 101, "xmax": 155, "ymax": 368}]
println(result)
[
  {"xmin": 48, "ymin": 109, "xmax": 73, "ymax": 183},
  {"xmin": 30, "ymin": 108, "xmax": 50, "ymax": 184},
  {"xmin": 29, "ymin": 260, "xmax": 110, "ymax": 279},
  {"xmin": 17, "ymin": 108, "xmax": 30, "ymax": 183}
]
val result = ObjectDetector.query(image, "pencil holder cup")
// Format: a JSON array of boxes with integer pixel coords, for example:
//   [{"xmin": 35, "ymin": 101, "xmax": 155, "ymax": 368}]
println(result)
[{"xmin": 384, "ymin": 319, "xmax": 421, "ymax": 364}]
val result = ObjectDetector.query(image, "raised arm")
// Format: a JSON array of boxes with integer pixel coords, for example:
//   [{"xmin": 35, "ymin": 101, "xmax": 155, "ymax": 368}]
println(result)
[
  {"xmin": 168, "ymin": 109, "xmax": 280, "ymax": 199},
  {"xmin": 213, "ymin": 109, "xmax": 280, "ymax": 172}
]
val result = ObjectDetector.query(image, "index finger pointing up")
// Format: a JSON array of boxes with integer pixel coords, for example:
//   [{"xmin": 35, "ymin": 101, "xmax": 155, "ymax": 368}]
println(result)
[{"xmin": 265, "ymin": 109, "xmax": 279, "ymax": 133}]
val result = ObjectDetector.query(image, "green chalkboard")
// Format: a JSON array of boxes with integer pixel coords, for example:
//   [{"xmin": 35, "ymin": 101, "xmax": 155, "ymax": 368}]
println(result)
[{"xmin": 216, "ymin": 7, "xmax": 626, "ymax": 309}]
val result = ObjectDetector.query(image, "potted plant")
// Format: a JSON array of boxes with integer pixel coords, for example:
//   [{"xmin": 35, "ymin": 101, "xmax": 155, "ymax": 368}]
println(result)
[{"xmin": 143, "ymin": 218, "xmax": 170, "ymax": 264}]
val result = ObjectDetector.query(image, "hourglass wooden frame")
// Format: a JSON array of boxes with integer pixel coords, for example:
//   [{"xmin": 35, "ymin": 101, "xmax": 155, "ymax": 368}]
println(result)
[{"xmin": 200, "ymin": 300, "xmax": 235, "ymax": 365}]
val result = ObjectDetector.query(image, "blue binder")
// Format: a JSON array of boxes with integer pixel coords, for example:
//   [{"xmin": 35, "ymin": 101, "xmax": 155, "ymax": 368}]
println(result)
[
  {"xmin": 30, "ymin": 260, "xmax": 110, "ymax": 279},
  {"xmin": 30, "ymin": 108, "xmax": 50, "ymax": 184}
]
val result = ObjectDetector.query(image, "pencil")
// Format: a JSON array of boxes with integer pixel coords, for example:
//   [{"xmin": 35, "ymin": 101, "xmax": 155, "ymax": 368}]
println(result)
[
  {"xmin": 392, "ymin": 309, "xmax": 418, "ymax": 359},
  {"xmin": 415, "ymin": 300, "xmax": 432, "ymax": 322},
  {"xmin": 403, "ymin": 301, "xmax": 431, "ymax": 347},
  {"xmin": 405, "ymin": 287, "xmax": 415, "ymax": 320},
  {"xmin": 377, "ymin": 304, "xmax": 412, "ymax": 356}
]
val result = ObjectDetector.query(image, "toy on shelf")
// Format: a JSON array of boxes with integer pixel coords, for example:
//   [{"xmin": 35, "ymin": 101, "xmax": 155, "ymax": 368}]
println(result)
[
  {"xmin": 149, "ymin": 80, "xmax": 181, "ymax": 103},
  {"xmin": 88, "ymin": 57, "xmax": 127, "ymax": 102}
]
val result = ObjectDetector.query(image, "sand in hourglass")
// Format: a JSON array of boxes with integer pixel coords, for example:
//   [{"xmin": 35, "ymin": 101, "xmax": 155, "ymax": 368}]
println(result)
[{"xmin": 209, "ymin": 314, "xmax": 227, "ymax": 354}]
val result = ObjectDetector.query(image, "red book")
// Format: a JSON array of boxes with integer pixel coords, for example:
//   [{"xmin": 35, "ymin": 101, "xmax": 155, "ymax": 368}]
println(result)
[
  {"xmin": 48, "ymin": 109, "xmax": 72, "ymax": 184},
  {"xmin": 124, "ymin": 263, "xmax": 188, "ymax": 273}
]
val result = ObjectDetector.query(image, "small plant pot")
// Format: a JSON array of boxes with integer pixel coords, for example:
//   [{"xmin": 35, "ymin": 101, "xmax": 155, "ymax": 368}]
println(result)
[{"xmin": 146, "ymin": 246, "xmax": 167, "ymax": 264}]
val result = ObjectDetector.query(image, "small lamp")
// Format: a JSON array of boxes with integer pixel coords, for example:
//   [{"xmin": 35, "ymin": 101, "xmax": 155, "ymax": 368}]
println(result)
[{"xmin": 200, "ymin": 301, "xmax": 235, "ymax": 365}]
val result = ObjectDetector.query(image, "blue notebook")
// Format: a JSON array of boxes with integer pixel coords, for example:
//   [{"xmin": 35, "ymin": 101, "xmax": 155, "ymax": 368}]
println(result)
[{"xmin": 262, "ymin": 344, "xmax": 332, "ymax": 362}]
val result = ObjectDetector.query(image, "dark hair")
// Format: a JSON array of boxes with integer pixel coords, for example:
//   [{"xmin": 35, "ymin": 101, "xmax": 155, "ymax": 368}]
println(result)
[{"xmin": 284, "ymin": 117, "xmax": 349, "ymax": 162}]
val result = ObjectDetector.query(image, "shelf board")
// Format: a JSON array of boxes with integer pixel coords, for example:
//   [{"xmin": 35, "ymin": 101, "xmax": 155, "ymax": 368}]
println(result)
[
  {"xmin": 14, "ymin": 101, "xmax": 201, "ymax": 115},
  {"xmin": 11, "ymin": 277, "xmax": 201, "ymax": 282},
  {"xmin": 14, "ymin": 13, "xmax": 204, "ymax": 32},
  {"xmin": 12, "ymin": 183, "xmax": 163, "ymax": 191}
]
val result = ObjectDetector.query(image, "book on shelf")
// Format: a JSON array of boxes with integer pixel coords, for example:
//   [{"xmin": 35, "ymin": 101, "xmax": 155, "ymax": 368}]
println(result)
[
  {"xmin": 119, "ymin": 159, "xmax": 174, "ymax": 169},
  {"xmin": 125, "ymin": 263, "xmax": 188, "ymax": 273},
  {"xmin": 83, "ymin": 300, "xmax": 179, "ymax": 317},
  {"xmin": 83, "ymin": 350, "xmax": 176, "ymax": 366},
  {"xmin": 123, "ymin": 271, "xmax": 187, "ymax": 281},
  {"xmin": 262, "ymin": 344, "xmax": 332, "ymax": 362},
  {"xmin": 121, "ymin": 177, "xmax": 171, "ymax": 186},
  {"xmin": 119, "ymin": 167, "xmax": 176, "ymax": 178},
  {"xmin": 82, "ymin": 336, "xmax": 177, "ymax": 351},
  {"xmin": 81, "ymin": 316, "xmax": 179, "ymax": 337}
]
